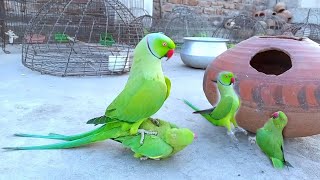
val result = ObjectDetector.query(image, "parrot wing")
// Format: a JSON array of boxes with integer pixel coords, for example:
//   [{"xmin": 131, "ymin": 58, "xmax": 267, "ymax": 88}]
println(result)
[
  {"xmin": 281, "ymin": 144, "xmax": 294, "ymax": 168},
  {"xmin": 209, "ymin": 96, "xmax": 233, "ymax": 120},
  {"xmin": 164, "ymin": 76, "xmax": 171, "ymax": 100},
  {"xmin": 116, "ymin": 135, "xmax": 173, "ymax": 159},
  {"xmin": 87, "ymin": 77, "xmax": 167, "ymax": 125}
]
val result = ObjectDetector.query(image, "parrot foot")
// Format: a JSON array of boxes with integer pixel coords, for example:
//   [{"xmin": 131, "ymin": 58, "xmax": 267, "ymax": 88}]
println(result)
[
  {"xmin": 140, "ymin": 156, "xmax": 149, "ymax": 161},
  {"xmin": 234, "ymin": 126, "xmax": 248, "ymax": 135},
  {"xmin": 248, "ymin": 136, "xmax": 256, "ymax": 144},
  {"xmin": 227, "ymin": 131, "xmax": 239, "ymax": 145},
  {"xmin": 137, "ymin": 129, "xmax": 158, "ymax": 145},
  {"xmin": 149, "ymin": 118, "xmax": 160, "ymax": 127}
]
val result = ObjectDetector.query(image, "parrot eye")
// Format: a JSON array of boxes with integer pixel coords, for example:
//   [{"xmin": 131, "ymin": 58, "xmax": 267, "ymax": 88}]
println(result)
[{"xmin": 162, "ymin": 42, "xmax": 167, "ymax": 47}]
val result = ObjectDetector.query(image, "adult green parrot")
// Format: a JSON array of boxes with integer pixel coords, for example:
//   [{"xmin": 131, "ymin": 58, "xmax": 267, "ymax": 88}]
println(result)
[
  {"xmin": 249, "ymin": 111, "xmax": 293, "ymax": 169},
  {"xmin": 183, "ymin": 71, "xmax": 247, "ymax": 143},
  {"xmin": 3, "ymin": 118, "xmax": 195, "ymax": 160},
  {"xmin": 3, "ymin": 32, "xmax": 176, "ymax": 151}
]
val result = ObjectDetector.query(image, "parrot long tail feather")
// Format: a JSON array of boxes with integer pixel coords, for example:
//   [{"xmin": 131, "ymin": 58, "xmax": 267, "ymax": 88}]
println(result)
[
  {"xmin": 285, "ymin": 161, "xmax": 294, "ymax": 168},
  {"xmin": 13, "ymin": 125, "xmax": 106, "ymax": 141},
  {"xmin": 3, "ymin": 131, "xmax": 109, "ymax": 150},
  {"xmin": 183, "ymin": 99, "xmax": 212, "ymax": 120},
  {"xmin": 183, "ymin": 99, "xmax": 200, "ymax": 111},
  {"xmin": 193, "ymin": 108, "xmax": 215, "ymax": 114}
]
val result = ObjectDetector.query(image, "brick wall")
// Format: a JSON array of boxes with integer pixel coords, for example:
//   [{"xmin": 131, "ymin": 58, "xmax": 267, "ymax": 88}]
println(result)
[{"xmin": 153, "ymin": 0, "xmax": 270, "ymax": 26}]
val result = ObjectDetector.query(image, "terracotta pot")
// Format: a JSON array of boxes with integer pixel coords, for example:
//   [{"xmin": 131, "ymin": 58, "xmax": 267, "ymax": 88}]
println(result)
[
  {"xmin": 254, "ymin": 11, "xmax": 265, "ymax": 18},
  {"xmin": 203, "ymin": 36, "xmax": 320, "ymax": 138},
  {"xmin": 24, "ymin": 34, "xmax": 46, "ymax": 43},
  {"xmin": 264, "ymin": 9, "xmax": 276, "ymax": 16},
  {"xmin": 277, "ymin": 10, "xmax": 293, "ymax": 23},
  {"xmin": 274, "ymin": 2, "xmax": 286, "ymax": 13}
]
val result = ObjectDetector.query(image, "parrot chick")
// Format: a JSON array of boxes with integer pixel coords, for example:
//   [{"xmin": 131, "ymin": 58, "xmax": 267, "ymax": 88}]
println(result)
[
  {"xmin": 250, "ymin": 111, "xmax": 293, "ymax": 169},
  {"xmin": 115, "ymin": 118, "xmax": 195, "ymax": 160},
  {"xmin": 184, "ymin": 71, "xmax": 247, "ymax": 144},
  {"xmin": 3, "ymin": 118, "xmax": 194, "ymax": 161}
]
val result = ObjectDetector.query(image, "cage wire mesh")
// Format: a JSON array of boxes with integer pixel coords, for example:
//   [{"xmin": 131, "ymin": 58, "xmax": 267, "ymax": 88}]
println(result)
[
  {"xmin": 282, "ymin": 9, "xmax": 320, "ymax": 43},
  {"xmin": 129, "ymin": 7, "xmax": 150, "ymax": 17},
  {"xmin": 22, "ymin": 0, "xmax": 144, "ymax": 77},
  {"xmin": 3, "ymin": 0, "xmax": 48, "ymax": 44},
  {"xmin": 212, "ymin": 14, "xmax": 267, "ymax": 44},
  {"xmin": 153, "ymin": 6, "xmax": 211, "ymax": 47},
  {"xmin": 131, "ymin": 14, "xmax": 156, "ymax": 36},
  {"xmin": 0, "ymin": 0, "xmax": 7, "ymax": 52}
]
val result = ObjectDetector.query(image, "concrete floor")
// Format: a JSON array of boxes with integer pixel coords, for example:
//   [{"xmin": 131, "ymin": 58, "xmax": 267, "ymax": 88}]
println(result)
[{"xmin": 1, "ymin": 46, "xmax": 320, "ymax": 180}]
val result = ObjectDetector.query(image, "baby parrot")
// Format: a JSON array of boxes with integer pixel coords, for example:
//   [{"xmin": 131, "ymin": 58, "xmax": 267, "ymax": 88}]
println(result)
[
  {"xmin": 249, "ymin": 111, "xmax": 293, "ymax": 169},
  {"xmin": 3, "ymin": 33, "xmax": 176, "ymax": 152},
  {"xmin": 3, "ymin": 118, "xmax": 195, "ymax": 160},
  {"xmin": 184, "ymin": 71, "xmax": 247, "ymax": 143}
]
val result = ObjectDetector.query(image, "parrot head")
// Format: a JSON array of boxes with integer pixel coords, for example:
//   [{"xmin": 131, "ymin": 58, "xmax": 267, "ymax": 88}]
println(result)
[
  {"xmin": 212, "ymin": 71, "xmax": 236, "ymax": 86},
  {"xmin": 270, "ymin": 111, "xmax": 288, "ymax": 129},
  {"xmin": 164, "ymin": 128, "xmax": 194, "ymax": 152},
  {"xmin": 146, "ymin": 32, "xmax": 176, "ymax": 60}
]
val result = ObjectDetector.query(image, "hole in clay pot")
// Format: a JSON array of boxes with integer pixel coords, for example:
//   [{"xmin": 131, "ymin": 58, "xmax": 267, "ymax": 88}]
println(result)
[{"xmin": 250, "ymin": 50, "xmax": 292, "ymax": 75}]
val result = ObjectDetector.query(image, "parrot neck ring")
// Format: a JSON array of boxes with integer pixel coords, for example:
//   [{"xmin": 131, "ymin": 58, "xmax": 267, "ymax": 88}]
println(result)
[
  {"xmin": 146, "ymin": 36, "xmax": 162, "ymax": 59},
  {"xmin": 212, "ymin": 79, "xmax": 233, "ymax": 86}
]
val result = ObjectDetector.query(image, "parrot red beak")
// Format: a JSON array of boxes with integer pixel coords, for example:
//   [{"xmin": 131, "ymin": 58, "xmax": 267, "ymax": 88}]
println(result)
[
  {"xmin": 272, "ymin": 112, "xmax": 279, "ymax": 118},
  {"xmin": 194, "ymin": 133, "xmax": 197, "ymax": 139},
  {"xmin": 231, "ymin": 77, "xmax": 235, "ymax": 84},
  {"xmin": 165, "ymin": 49, "xmax": 174, "ymax": 61}
]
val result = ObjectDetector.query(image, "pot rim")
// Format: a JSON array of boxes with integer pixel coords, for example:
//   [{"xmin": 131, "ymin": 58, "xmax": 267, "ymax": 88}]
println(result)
[{"xmin": 183, "ymin": 37, "xmax": 230, "ymax": 42}]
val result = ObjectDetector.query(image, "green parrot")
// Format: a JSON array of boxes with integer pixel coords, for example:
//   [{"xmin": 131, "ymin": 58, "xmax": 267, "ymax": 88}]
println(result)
[
  {"xmin": 3, "ymin": 118, "xmax": 195, "ymax": 160},
  {"xmin": 3, "ymin": 32, "xmax": 176, "ymax": 151},
  {"xmin": 249, "ymin": 111, "xmax": 293, "ymax": 169},
  {"xmin": 183, "ymin": 71, "xmax": 247, "ymax": 143}
]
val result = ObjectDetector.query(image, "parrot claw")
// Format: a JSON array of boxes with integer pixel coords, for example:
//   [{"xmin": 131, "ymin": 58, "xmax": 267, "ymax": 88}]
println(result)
[
  {"xmin": 137, "ymin": 129, "xmax": 158, "ymax": 145},
  {"xmin": 248, "ymin": 136, "xmax": 256, "ymax": 144},
  {"xmin": 140, "ymin": 156, "xmax": 149, "ymax": 161},
  {"xmin": 149, "ymin": 118, "xmax": 160, "ymax": 127},
  {"xmin": 234, "ymin": 127, "xmax": 248, "ymax": 135},
  {"xmin": 227, "ymin": 131, "xmax": 239, "ymax": 145}
]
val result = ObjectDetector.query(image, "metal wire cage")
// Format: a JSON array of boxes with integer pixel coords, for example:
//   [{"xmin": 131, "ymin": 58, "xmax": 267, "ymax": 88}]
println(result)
[
  {"xmin": 0, "ymin": 1, "xmax": 6, "ymax": 52},
  {"xmin": 282, "ymin": 9, "xmax": 320, "ymax": 43},
  {"xmin": 154, "ymin": 6, "xmax": 211, "ymax": 45},
  {"xmin": 2, "ymin": 0, "xmax": 47, "ymax": 44},
  {"xmin": 212, "ymin": 14, "xmax": 267, "ymax": 44},
  {"xmin": 22, "ymin": 0, "xmax": 144, "ymax": 77}
]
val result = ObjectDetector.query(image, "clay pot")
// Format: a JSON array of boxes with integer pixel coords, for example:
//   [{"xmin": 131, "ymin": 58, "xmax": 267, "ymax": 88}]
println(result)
[
  {"xmin": 266, "ymin": 19, "xmax": 276, "ymax": 29},
  {"xmin": 277, "ymin": 10, "xmax": 293, "ymax": 23},
  {"xmin": 274, "ymin": 2, "xmax": 286, "ymax": 13},
  {"xmin": 203, "ymin": 36, "xmax": 320, "ymax": 138},
  {"xmin": 254, "ymin": 11, "xmax": 265, "ymax": 18},
  {"xmin": 224, "ymin": 19, "xmax": 235, "ymax": 30},
  {"xmin": 264, "ymin": 9, "xmax": 277, "ymax": 16}
]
